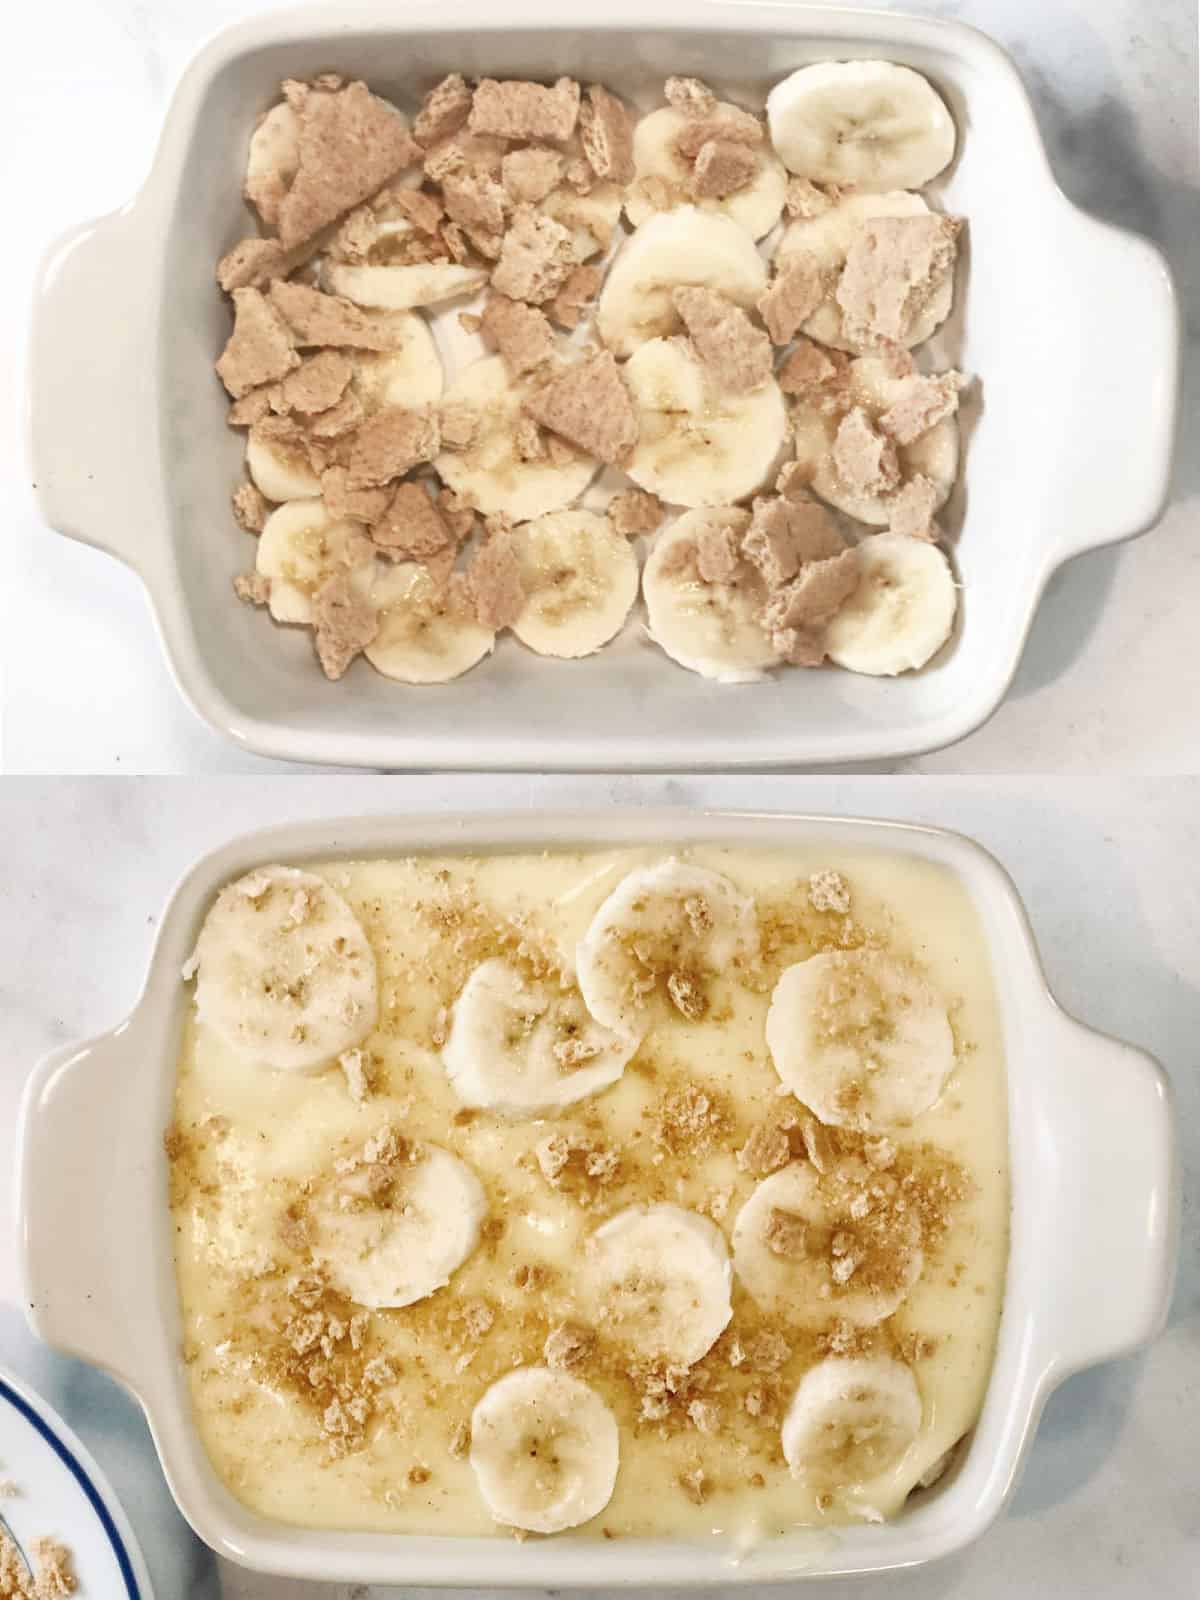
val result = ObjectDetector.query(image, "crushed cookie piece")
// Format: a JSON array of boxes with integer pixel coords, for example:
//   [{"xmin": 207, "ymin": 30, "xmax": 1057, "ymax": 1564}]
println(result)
[
  {"xmin": 233, "ymin": 571, "xmax": 271, "ymax": 607},
  {"xmin": 608, "ymin": 488, "xmax": 664, "ymax": 537},
  {"xmin": 413, "ymin": 74, "xmax": 474, "ymax": 147},
  {"xmin": 491, "ymin": 207, "xmax": 577, "ymax": 304},
  {"xmin": 784, "ymin": 176, "xmax": 834, "ymax": 219},
  {"xmin": 836, "ymin": 213, "xmax": 962, "ymax": 348},
  {"xmin": 29, "ymin": 1537, "xmax": 77, "ymax": 1597},
  {"xmin": 502, "ymin": 146, "xmax": 565, "ymax": 205},
  {"xmin": 672, "ymin": 287, "xmax": 772, "ymax": 394},
  {"xmin": 312, "ymin": 573, "xmax": 378, "ymax": 680},
  {"xmin": 389, "ymin": 188, "xmax": 446, "ymax": 236},
  {"xmin": 278, "ymin": 80, "xmax": 421, "ymax": 248},
  {"xmin": 742, "ymin": 494, "xmax": 845, "ymax": 588},
  {"xmin": 777, "ymin": 336, "xmax": 845, "ymax": 398},
  {"xmin": 737, "ymin": 1115, "xmax": 795, "ymax": 1177},
  {"xmin": 371, "ymin": 481, "xmax": 452, "ymax": 559},
  {"xmin": 764, "ymin": 1206, "xmax": 809, "ymax": 1259},
  {"xmin": 277, "ymin": 349, "xmax": 354, "ymax": 415},
  {"xmin": 525, "ymin": 351, "xmax": 637, "ymax": 465},
  {"xmin": 268, "ymin": 280, "xmax": 399, "ymax": 350},
  {"xmin": 534, "ymin": 1130, "xmax": 620, "ymax": 1201},
  {"xmin": 832, "ymin": 407, "xmax": 900, "ymax": 496},
  {"xmin": 761, "ymin": 550, "xmax": 860, "ymax": 662},
  {"xmin": 466, "ymin": 532, "xmax": 525, "ymax": 629},
  {"xmin": 331, "ymin": 204, "xmax": 381, "ymax": 262},
  {"xmin": 439, "ymin": 403, "xmax": 480, "ymax": 451},
  {"xmin": 887, "ymin": 476, "xmax": 940, "ymax": 542},
  {"xmin": 442, "ymin": 167, "xmax": 508, "ymax": 237},
  {"xmin": 216, "ymin": 287, "xmax": 299, "ymax": 399},
  {"xmin": 665, "ymin": 76, "xmax": 717, "ymax": 117},
  {"xmin": 758, "ymin": 252, "xmax": 824, "ymax": 345},
  {"xmin": 579, "ymin": 85, "xmax": 635, "ymax": 185},
  {"xmin": 543, "ymin": 1321, "xmax": 595, "ymax": 1370},
  {"xmin": 308, "ymin": 388, "xmax": 366, "ymax": 439},
  {"xmin": 227, "ymin": 385, "xmax": 276, "ymax": 427},
  {"xmin": 674, "ymin": 105, "xmax": 763, "ymax": 162},
  {"xmin": 469, "ymin": 77, "xmax": 581, "ymax": 143},
  {"xmin": 687, "ymin": 1398, "xmax": 720, "ymax": 1434},
  {"xmin": 548, "ymin": 264, "xmax": 603, "ymax": 329},
  {"xmin": 217, "ymin": 236, "xmax": 291, "ymax": 292},
  {"xmin": 320, "ymin": 466, "xmax": 392, "ymax": 524},
  {"xmin": 695, "ymin": 521, "xmax": 742, "ymax": 584},
  {"xmin": 878, "ymin": 372, "xmax": 964, "ymax": 446},
  {"xmin": 666, "ymin": 970, "xmax": 707, "ymax": 1020},
  {"xmin": 231, "ymin": 481, "xmax": 270, "ymax": 534},
  {"xmin": 809, "ymin": 869, "xmax": 850, "ymax": 914},
  {"xmin": 480, "ymin": 295, "xmax": 557, "ymax": 376},
  {"xmin": 437, "ymin": 487, "xmax": 476, "ymax": 543},
  {"xmin": 691, "ymin": 138, "xmax": 758, "ymax": 199},
  {"xmin": 346, "ymin": 407, "xmax": 440, "ymax": 489}
]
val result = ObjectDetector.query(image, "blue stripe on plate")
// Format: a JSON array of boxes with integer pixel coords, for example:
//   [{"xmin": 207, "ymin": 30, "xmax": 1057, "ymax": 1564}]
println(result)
[{"xmin": 0, "ymin": 1375, "xmax": 141, "ymax": 1599}]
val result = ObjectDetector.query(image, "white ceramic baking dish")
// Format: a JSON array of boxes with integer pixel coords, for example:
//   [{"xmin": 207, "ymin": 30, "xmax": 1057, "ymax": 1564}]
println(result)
[
  {"xmin": 28, "ymin": 3, "xmax": 1178, "ymax": 770},
  {"xmin": 16, "ymin": 810, "xmax": 1177, "ymax": 1585}
]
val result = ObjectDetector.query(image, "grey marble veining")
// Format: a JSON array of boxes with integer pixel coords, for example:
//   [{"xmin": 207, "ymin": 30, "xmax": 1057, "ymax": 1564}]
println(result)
[{"xmin": 0, "ymin": 776, "xmax": 1196, "ymax": 1597}]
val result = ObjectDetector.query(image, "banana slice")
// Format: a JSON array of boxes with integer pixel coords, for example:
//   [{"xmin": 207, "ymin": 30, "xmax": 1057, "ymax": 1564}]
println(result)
[
  {"xmin": 766, "ymin": 948, "xmax": 956, "ymax": 1126},
  {"xmin": 767, "ymin": 62, "xmax": 956, "ymax": 191},
  {"xmin": 781, "ymin": 1356, "xmax": 923, "ymax": 1486},
  {"xmin": 470, "ymin": 1367, "xmax": 620, "ymax": 1535},
  {"xmin": 793, "ymin": 357, "xmax": 959, "ymax": 526},
  {"xmin": 510, "ymin": 510, "xmax": 639, "ymax": 657},
  {"xmin": 365, "ymin": 563, "xmax": 495, "ymax": 683},
  {"xmin": 246, "ymin": 428, "xmax": 322, "ymax": 503},
  {"xmin": 625, "ymin": 107, "xmax": 787, "ymax": 240},
  {"xmin": 190, "ymin": 865, "xmax": 378, "ymax": 1072},
  {"xmin": 442, "ymin": 957, "xmax": 638, "ymax": 1115},
  {"xmin": 434, "ymin": 356, "xmax": 599, "ymax": 521},
  {"xmin": 597, "ymin": 208, "xmax": 768, "ymax": 359},
  {"xmin": 255, "ymin": 500, "xmax": 376, "ymax": 624},
  {"xmin": 730, "ymin": 1160, "xmax": 924, "ymax": 1326},
  {"xmin": 624, "ymin": 338, "xmax": 787, "ymax": 507},
  {"xmin": 576, "ymin": 857, "xmax": 759, "ymax": 1038},
  {"xmin": 322, "ymin": 260, "xmax": 489, "ymax": 310},
  {"xmin": 643, "ymin": 512, "xmax": 781, "ymax": 683},
  {"xmin": 582, "ymin": 1203, "xmax": 733, "ymax": 1365},
  {"xmin": 244, "ymin": 102, "xmax": 300, "ymax": 226},
  {"xmin": 312, "ymin": 1139, "xmax": 486, "ymax": 1308},
  {"xmin": 825, "ymin": 534, "xmax": 957, "ymax": 676},
  {"xmin": 777, "ymin": 191, "xmax": 951, "ymax": 352}
]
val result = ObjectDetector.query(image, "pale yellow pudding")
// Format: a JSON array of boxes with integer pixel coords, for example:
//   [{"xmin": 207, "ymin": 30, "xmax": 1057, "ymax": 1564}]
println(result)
[{"xmin": 168, "ymin": 843, "xmax": 1008, "ymax": 1544}]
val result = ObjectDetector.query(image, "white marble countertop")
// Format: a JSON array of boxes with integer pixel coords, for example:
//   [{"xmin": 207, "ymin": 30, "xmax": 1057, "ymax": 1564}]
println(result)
[
  {"xmin": 0, "ymin": 775, "xmax": 1196, "ymax": 1597},
  {"xmin": 3, "ymin": 0, "xmax": 1197, "ymax": 774}
]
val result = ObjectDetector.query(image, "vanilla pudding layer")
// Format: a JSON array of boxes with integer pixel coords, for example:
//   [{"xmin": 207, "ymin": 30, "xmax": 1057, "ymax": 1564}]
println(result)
[{"xmin": 169, "ymin": 844, "xmax": 1008, "ymax": 1543}]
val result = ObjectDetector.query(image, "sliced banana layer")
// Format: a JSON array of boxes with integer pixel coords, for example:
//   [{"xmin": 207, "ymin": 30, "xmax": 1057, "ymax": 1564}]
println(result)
[
  {"xmin": 312, "ymin": 1140, "xmax": 486, "ymax": 1309},
  {"xmin": 510, "ymin": 511, "xmax": 639, "ymax": 658},
  {"xmin": 576, "ymin": 858, "xmax": 760, "ymax": 1038},
  {"xmin": 767, "ymin": 61, "xmax": 956, "ymax": 191},
  {"xmin": 442, "ymin": 957, "xmax": 638, "ymax": 1115},
  {"xmin": 825, "ymin": 534, "xmax": 957, "ymax": 676},
  {"xmin": 781, "ymin": 1356, "xmax": 923, "ymax": 1487},
  {"xmin": 255, "ymin": 500, "xmax": 376, "ymax": 624},
  {"xmin": 625, "ymin": 106, "xmax": 787, "ymax": 239},
  {"xmin": 731, "ymin": 1160, "xmax": 924, "ymax": 1327},
  {"xmin": 623, "ymin": 338, "xmax": 787, "ymax": 507},
  {"xmin": 323, "ymin": 260, "xmax": 488, "ymax": 310},
  {"xmin": 643, "ymin": 512, "xmax": 781, "ymax": 683},
  {"xmin": 582, "ymin": 1203, "xmax": 733, "ymax": 1366},
  {"xmin": 766, "ymin": 948, "xmax": 956, "ymax": 1127},
  {"xmin": 190, "ymin": 865, "xmax": 377, "ymax": 1072},
  {"xmin": 434, "ymin": 356, "xmax": 599, "ymax": 521},
  {"xmin": 793, "ymin": 356, "xmax": 959, "ymax": 526},
  {"xmin": 777, "ymin": 191, "xmax": 951, "ymax": 352},
  {"xmin": 597, "ymin": 208, "xmax": 768, "ymax": 359},
  {"xmin": 469, "ymin": 1367, "xmax": 620, "ymax": 1534},
  {"xmin": 365, "ymin": 563, "xmax": 495, "ymax": 684},
  {"xmin": 246, "ymin": 427, "xmax": 322, "ymax": 503}
]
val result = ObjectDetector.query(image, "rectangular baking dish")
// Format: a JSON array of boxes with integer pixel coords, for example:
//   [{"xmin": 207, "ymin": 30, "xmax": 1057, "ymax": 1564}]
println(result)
[
  {"xmin": 28, "ymin": 2, "xmax": 1179, "ymax": 770},
  {"xmin": 15, "ymin": 810, "xmax": 1177, "ymax": 1585}
]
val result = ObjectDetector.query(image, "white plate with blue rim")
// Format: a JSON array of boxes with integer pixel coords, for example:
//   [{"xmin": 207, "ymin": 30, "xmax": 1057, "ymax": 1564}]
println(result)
[{"xmin": 0, "ymin": 1365, "xmax": 154, "ymax": 1598}]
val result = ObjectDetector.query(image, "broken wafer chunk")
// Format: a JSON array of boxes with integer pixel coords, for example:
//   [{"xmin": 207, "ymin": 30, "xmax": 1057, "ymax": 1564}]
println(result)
[
  {"xmin": 312, "ymin": 573, "xmax": 379, "ymax": 680},
  {"xmin": 480, "ymin": 296, "xmax": 557, "ymax": 376},
  {"xmin": 695, "ymin": 521, "xmax": 742, "ymax": 583},
  {"xmin": 887, "ymin": 475, "xmax": 941, "ymax": 541},
  {"xmin": 216, "ymin": 287, "xmax": 300, "ymax": 399},
  {"xmin": 758, "ymin": 252, "xmax": 825, "ymax": 345},
  {"xmin": 760, "ymin": 548, "xmax": 861, "ymax": 664},
  {"xmin": 741, "ymin": 494, "xmax": 845, "ymax": 588},
  {"xmin": 346, "ymin": 407, "xmax": 441, "ymax": 489},
  {"xmin": 491, "ymin": 208, "xmax": 577, "ymax": 304},
  {"xmin": 276, "ymin": 350, "xmax": 354, "ymax": 415},
  {"xmin": 268, "ymin": 280, "xmax": 403, "ymax": 350},
  {"xmin": 608, "ymin": 488, "xmax": 665, "ymax": 537},
  {"xmin": 664, "ymin": 76, "xmax": 717, "ymax": 118},
  {"xmin": 217, "ymin": 237, "xmax": 292, "ymax": 292},
  {"xmin": 524, "ymin": 352, "xmax": 638, "ymax": 466},
  {"xmin": 579, "ymin": 85, "xmax": 635, "ymax": 186},
  {"xmin": 501, "ymin": 147, "xmax": 565, "ymax": 205},
  {"xmin": 877, "ymin": 371, "xmax": 965, "ymax": 446},
  {"xmin": 836, "ymin": 213, "xmax": 962, "ymax": 348},
  {"xmin": 371, "ymin": 482, "xmax": 453, "ymax": 559},
  {"xmin": 232, "ymin": 481, "xmax": 270, "ymax": 534},
  {"xmin": 321, "ymin": 467, "xmax": 393, "ymax": 524},
  {"xmin": 549, "ymin": 265, "xmax": 603, "ymax": 329},
  {"xmin": 413, "ymin": 73, "xmax": 474, "ymax": 147},
  {"xmin": 469, "ymin": 77, "xmax": 581, "ymax": 142},
  {"xmin": 691, "ymin": 139, "xmax": 758, "ymax": 199},
  {"xmin": 673, "ymin": 287, "xmax": 773, "ymax": 395},
  {"xmin": 832, "ymin": 407, "xmax": 901, "ymax": 497},
  {"xmin": 467, "ymin": 532, "xmax": 526, "ymax": 629}
]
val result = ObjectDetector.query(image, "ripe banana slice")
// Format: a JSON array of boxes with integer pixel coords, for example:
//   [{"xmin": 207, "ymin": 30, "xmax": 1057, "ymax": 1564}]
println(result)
[
  {"xmin": 469, "ymin": 1367, "xmax": 620, "ymax": 1535},
  {"xmin": 825, "ymin": 534, "xmax": 957, "ymax": 676},
  {"xmin": 246, "ymin": 428, "xmax": 322, "ymax": 503},
  {"xmin": 434, "ymin": 356, "xmax": 599, "ymax": 521},
  {"xmin": 767, "ymin": 61, "xmax": 956, "ymax": 191},
  {"xmin": 781, "ymin": 1356, "xmax": 923, "ymax": 1486},
  {"xmin": 643, "ymin": 512, "xmax": 781, "ymax": 683},
  {"xmin": 730, "ymin": 1160, "xmax": 924, "ymax": 1326},
  {"xmin": 623, "ymin": 338, "xmax": 787, "ymax": 507},
  {"xmin": 323, "ymin": 260, "xmax": 489, "ymax": 310},
  {"xmin": 582, "ymin": 1203, "xmax": 733, "ymax": 1365},
  {"xmin": 766, "ymin": 948, "xmax": 956, "ymax": 1127},
  {"xmin": 776, "ymin": 190, "xmax": 951, "ymax": 352},
  {"xmin": 442, "ymin": 957, "xmax": 639, "ymax": 1115},
  {"xmin": 597, "ymin": 208, "xmax": 768, "ymax": 359},
  {"xmin": 312, "ymin": 1140, "xmax": 486, "ymax": 1308},
  {"xmin": 793, "ymin": 356, "xmax": 959, "ymax": 525},
  {"xmin": 255, "ymin": 500, "xmax": 376, "ymax": 624},
  {"xmin": 190, "ymin": 865, "xmax": 378, "ymax": 1072},
  {"xmin": 365, "ymin": 563, "xmax": 495, "ymax": 683},
  {"xmin": 510, "ymin": 511, "xmax": 639, "ymax": 657},
  {"xmin": 576, "ymin": 857, "xmax": 760, "ymax": 1038},
  {"xmin": 625, "ymin": 107, "xmax": 787, "ymax": 239}
]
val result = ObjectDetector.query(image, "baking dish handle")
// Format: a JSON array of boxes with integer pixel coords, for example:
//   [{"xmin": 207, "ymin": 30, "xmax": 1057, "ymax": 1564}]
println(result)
[
  {"xmin": 29, "ymin": 208, "xmax": 159, "ymax": 573},
  {"xmin": 1044, "ymin": 207, "xmax": 1179, "ymax": 566},
  {"xmin": 1031, "ymin": 1006, "xmax": 1177, "ymax": 1382},
  {"xmin": 16, "ymin": 1025, "xmax": 155, "ymax": 1396}
]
